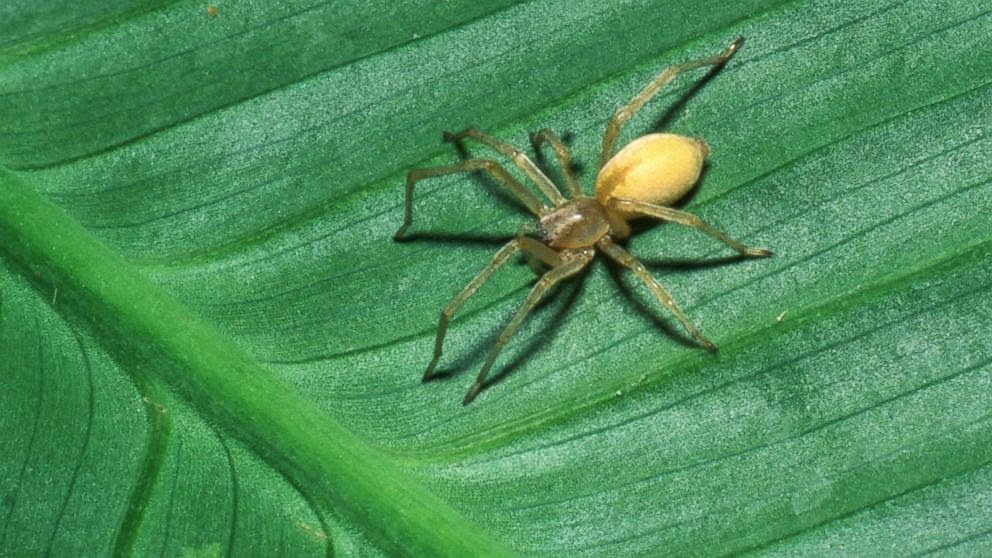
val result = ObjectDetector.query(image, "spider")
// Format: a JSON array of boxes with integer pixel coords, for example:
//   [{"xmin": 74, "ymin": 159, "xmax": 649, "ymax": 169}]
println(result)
[{"xmin": 395, "ymin": 37, "xmax": 771, "ymax": 405}]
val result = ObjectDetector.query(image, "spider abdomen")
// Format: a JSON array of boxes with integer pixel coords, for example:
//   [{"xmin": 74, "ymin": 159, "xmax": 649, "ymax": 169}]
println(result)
[{"xmin": 595, "ymin": 133, "xmax": 708, "ymax": 213}]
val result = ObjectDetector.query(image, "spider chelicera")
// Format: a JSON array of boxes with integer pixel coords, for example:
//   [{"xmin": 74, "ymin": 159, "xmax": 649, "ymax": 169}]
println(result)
[{"xmin": 395, "ymin": 37, "xmax": 771, "ymax": 404}]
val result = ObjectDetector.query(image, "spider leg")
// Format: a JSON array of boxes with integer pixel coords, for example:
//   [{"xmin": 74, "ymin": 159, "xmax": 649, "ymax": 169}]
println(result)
[
  {"xmin": 598, "ymin": 37, "xmax": 743, "ymax": 170},
  {"xmin": 597, "ymin": 237, "xmax": 717, "ymax": 352},
  {"xmin": 463, "ymin": 251, "xmax": 592, "ymax": 405},
  {"xmin": 608, "ymin": 198, "xmax": 772, "ymax": 257},
  {"xmin": 423, "ymin": 236, "xmax": 563, "ymax": 383},
  {"xmin": 515, "ymin": 223, "xmax": 552, "ymax": 275},
  {"xmin": 395, "ymin": 159, "xmax": 546, "ymax": 239},
  {"xmin": 530, "ymin": 129, "xmax": 583, "ymax": 199},
  {"xmin": 444, "ymin": 127, "xmax": 568, "ymax": 206}
]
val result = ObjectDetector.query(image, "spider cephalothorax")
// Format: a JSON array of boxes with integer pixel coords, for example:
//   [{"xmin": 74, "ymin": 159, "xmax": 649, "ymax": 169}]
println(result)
[{"xmin": 395, "ymin": 37, "xmax": 771, "ymax": 404}]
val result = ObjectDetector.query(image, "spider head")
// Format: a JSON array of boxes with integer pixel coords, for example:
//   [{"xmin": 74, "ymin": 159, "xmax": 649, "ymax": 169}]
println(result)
[{"xmin": 536, "ymin": 197, "xmax": 611, "ymax": 250}]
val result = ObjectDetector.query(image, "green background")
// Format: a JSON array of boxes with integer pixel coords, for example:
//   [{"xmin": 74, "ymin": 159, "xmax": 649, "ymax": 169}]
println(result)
[{"xmin": 2, "ymin": 1, "xmax": 990, "ymax": 556}]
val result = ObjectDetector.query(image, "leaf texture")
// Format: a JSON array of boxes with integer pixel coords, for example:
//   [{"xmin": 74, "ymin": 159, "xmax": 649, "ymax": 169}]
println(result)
[{"xmin": 1, "ymin": 1, "xmax": 990, "ymax": 556}]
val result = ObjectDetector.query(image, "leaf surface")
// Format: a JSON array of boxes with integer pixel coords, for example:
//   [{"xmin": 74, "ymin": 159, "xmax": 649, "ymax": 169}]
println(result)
[{"xmin": 2, "ymin": 1, "xmax": 990, "ymax": 556}]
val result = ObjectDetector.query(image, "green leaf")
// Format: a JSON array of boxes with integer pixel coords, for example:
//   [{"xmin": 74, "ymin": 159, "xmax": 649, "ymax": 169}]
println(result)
[{"xmin": 2, "ymin": 1, "xmax": 990, "ymax": 556}]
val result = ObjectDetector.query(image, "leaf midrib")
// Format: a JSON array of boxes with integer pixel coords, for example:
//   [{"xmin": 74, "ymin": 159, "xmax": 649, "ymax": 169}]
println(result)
[{"xmin": 0, "ymin": 166, "xmax": 518, "ymax": 557}]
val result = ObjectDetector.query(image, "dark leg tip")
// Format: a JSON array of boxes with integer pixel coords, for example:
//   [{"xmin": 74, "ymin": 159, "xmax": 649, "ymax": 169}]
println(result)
[
  {"xmin": 729, "ymin": 36, "xmax": 744, "ymax": 54},
  {"xmin": 422, "ymin": 361, "xmax": 440, "ymax": 382},
  {"xmin": 462, "ymin": 384, "xmax": 481, "ymax": 405},
  {"xmin": 720, "ymin": 36, "xmax": 744, "ymax": 61}
]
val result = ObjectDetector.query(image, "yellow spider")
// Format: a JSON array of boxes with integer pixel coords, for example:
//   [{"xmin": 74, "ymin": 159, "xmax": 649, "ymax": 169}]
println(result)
[{"xmin": 396, "ymin": 37, "xmax": 771, "ymax": 404}]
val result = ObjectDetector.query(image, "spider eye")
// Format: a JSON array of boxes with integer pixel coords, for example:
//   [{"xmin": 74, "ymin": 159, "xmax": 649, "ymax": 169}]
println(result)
[{"xmin": 536, "ymin": 225, "xmax": 549, "ymax": 240}]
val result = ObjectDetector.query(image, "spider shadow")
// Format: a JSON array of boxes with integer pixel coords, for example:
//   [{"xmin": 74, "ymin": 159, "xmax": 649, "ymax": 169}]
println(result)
[
  {"xmin": 390, "ymin": 175, "xmax": 532, "ymax": 247},
  {"xmin": 439, "ymin": 134, "xmax": 554, "ymax": 213},
  {"xmin": 526, "ymin": 56, "xmax": 729, "ymax": 201},
  {"xmin": 649, "ymin": 57, "xmax": 731, "ymax": 134},
  {"xmin": 392, "ymin": 230, "xmax": 514, "ymax": 248},
  {"xmin": 604, "ymin": 233, "xmax": 754, "ymax": 349},
  {"xmin": 424, "ymin": 263, "xmax": 589, "ymax": 395}
]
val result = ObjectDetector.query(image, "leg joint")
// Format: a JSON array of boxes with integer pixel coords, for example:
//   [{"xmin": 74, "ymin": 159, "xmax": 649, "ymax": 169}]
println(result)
[
  {"xmin": 683, "ymin": 213, "xmax": 703, "ymax": 226},
  {"xmin": 612, "ymin": 107, "xmax": 632, "ymax": 125}
]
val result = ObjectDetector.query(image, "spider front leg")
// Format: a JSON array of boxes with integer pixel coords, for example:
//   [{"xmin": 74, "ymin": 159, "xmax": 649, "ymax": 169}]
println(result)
[
  {"xmin": 395, "ymin": 159, "xmax": 546, "ymax": 239},
  {"xmin": 598, "ymin": 237, "xmax": 717, "ymax": 352},
  {"xmin": 530, "ymin": 129, "xmax": 583, "ymax": 198},
  {"xmin": 424, "ymin": 236, "xmax": 562, "ymax": 382},
  {"xmin": 463, "ymin": 250, "xmax": 593, "ymax": 405},
  {"xmin": 444, "ymin": 127, "xmax": 567, "ymax": 205},
  {"xmin": 609, "ymin": 198, "xmax": 772, "ymax": 257},
  {"xmin": 598, "ymin": 37, "xmax": 743, "ymax": 170}
]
